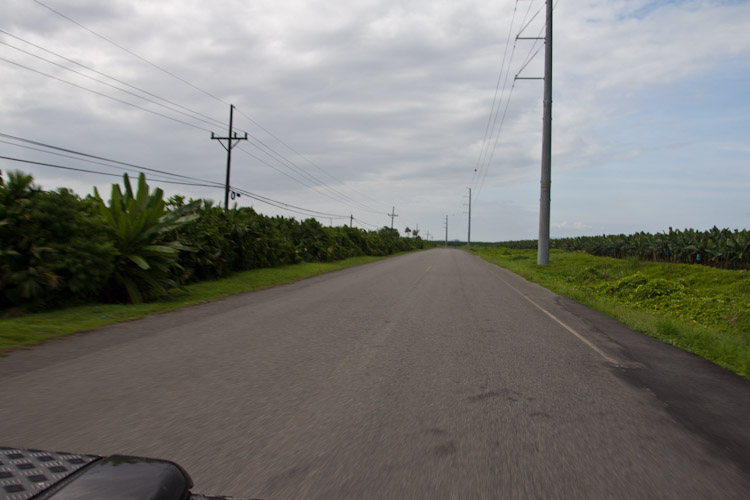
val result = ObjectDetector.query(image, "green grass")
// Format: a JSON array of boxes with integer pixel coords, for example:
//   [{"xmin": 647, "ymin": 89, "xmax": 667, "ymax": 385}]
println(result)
[
  {"xmin": 0, "ymin": 255, "xmax": 390, "ymax": 353},
  {"xmin": 468, "ymin": 246, "xmax": 750, "ymax": 379}
]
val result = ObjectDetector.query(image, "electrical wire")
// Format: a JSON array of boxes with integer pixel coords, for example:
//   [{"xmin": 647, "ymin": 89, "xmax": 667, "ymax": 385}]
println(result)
[
  {"xmin": 0, "ymin": 134, "xmax": 355, "ymax": 220},
  {"xmin": 0, "ymin": 57, "xmax": 213, "ymax": 133},
  {"xmin": 0, "ymin": 40, "xmax": 224, "ymax": 131},
  {"xmin": 237, "ymin": 132, "xmax": 383, "ymax": 215},
  {"xmin": 0, "ymin": 42, "xmax": 381, "ymax": 215},
  {"xmin": 472, "ymin": 1, "xmax": 519, "ymax": 190},
  {"xmin": 234, "ymin": 107, "xmax": 385, "ymax": 209},
  {"xmin": 0, "ymin": 29, "xmax": 227, "ymax": 129},
  {"xmin": 472, "ymin": 0, "xmax": 555, "ymax": 208},
  {"xmin": 0, "ymin": 155, "xmax": 219, "ymax": 188},
  {"xmin": 0, "ymin": 153, "xmax": 354, "ymax": 220},
  {"xmin": 0, "ymin": 133, "xmax": 221, "ymax": 186},
  {"xmin": 352, "ymin": 217, "xmax": 380, "ymax": 230},
  {"xmin": 31, "ymin": 0, "xmax": 229, "ymax": 106},
  {"xmin": 26, "ymin": 1, "xmax": 390, "ymax": 218}
]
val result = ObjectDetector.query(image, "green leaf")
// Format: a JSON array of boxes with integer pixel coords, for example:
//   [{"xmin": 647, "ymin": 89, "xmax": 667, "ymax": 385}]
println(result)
[{"xmin": 127, "ymin": 254, "xmax": 150, "ymax": 270}]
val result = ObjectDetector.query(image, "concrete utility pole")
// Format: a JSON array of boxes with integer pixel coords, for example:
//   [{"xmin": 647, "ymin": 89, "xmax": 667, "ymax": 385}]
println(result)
[
  {"xmin": 467, "ymin": 187, "xmax": 472, "ymax": 246},
  {"xmin": 350, "ymin": 214, "xmax": 354, "ymax": 228},
  {"xmin": 537, "ymin": 0, "xmax": 553, "ymax": 265},
  {"xmin": 515, "ymin": 1, "xmax": 553, "ymax": 264},
  {"xmin": 444, "ymin": 215, "xmax": 448, "ymax": 247},
  {"xmin": 211, "ymin": 104, "xmax": 248, "ymax": 210},
  {"xmin": 388, "ymin": 206, "xmax": 398, "ymax": 230}
]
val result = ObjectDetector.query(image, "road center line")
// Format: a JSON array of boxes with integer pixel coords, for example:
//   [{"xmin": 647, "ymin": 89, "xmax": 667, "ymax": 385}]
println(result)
[{"xmin": 491, "ymin": 268, "xmax": 620, "ymax": 366}]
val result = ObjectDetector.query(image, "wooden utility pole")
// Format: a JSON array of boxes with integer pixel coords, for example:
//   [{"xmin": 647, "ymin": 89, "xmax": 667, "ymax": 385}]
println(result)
[
  {"xmin": 211, "ymin": 104, "xmax": 248, "ymax": 210},
  {"xmin": 388, "ymin": 206, "xmax": 398, "ymax": 230}
]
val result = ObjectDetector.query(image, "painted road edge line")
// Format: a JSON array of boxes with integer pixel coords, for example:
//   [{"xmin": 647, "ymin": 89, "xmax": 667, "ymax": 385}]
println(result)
[{"xmin": 492, "ymin": 269, "xmax": 621, "ymax": 366}]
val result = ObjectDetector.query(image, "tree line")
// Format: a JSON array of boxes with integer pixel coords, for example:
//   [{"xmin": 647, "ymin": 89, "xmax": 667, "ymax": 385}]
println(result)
[
  {"xmin": 0, "ymin": 170, "xmax": 426, "ymax": 310},
  {"xmin": 491, "ymin": 227, "xmax": 750, "ymax": 270}
]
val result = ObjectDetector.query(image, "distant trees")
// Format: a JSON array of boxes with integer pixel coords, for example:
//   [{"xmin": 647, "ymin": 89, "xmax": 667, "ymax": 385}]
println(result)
[{"xmin": 493, "ymin": 228, "xmax": 750, "ymax": 270}]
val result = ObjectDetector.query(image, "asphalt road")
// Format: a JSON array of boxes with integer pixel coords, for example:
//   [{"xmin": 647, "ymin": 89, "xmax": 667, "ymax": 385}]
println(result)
[{"xmin": 1, "ymin": 248, "xmax": 749, "ymax": 499}]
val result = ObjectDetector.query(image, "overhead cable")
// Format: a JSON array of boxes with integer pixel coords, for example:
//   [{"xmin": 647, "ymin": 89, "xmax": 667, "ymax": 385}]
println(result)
[
  {"xmin": 31, "ymin": 0, "xmax": 229, "ymax": 106},
  {"xmin": 0, "ymin": 29, "xmax": 226, "ymax": 129},
  {"xmin": 0, "ymin": 57, "xmax": 213, "ymax": 133}
]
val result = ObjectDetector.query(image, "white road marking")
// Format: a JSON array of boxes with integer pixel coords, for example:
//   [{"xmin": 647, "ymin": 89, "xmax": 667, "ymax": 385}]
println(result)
[{"xmin": 492, "ymin": 269, "xmax": 620, "ymax": 366}]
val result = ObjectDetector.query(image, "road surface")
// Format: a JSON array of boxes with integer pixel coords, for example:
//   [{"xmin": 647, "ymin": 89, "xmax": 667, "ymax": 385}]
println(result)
[{"xmin": 1, "ymin": 248, "xmax": 749, "ymax": 499}]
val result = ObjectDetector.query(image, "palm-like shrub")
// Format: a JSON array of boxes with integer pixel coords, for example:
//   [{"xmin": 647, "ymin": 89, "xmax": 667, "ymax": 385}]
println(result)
[{"xmin": 94, "ymin": 173, "xmax": 197, "ymax": 303}]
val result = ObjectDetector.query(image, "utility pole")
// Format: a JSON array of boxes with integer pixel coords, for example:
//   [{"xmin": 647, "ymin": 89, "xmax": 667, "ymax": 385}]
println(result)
[
  {"xmin": 443, "ymin": 215, "xmax": 449, "ymax": 247},
  {"xmin": 350, "ymin": 214, "xmax": 354, "ymax": 227},
  {"xmin": 515, "ymin": 1, "xmax": 553, "ymax": 265},
  {"xmin": 466, "ymin": 187, "xmax": 472, "ymax": 246},
  {"xmin": 211, "ymin": 104, "xmax": 248, "ymax": 210},
  {"xmin": 388, "ymin": 206, "xmax": 398, "ymax": 230},
  {"xmin": 537, "ymin": 0, "xmax": 553, "ymax": 265}
]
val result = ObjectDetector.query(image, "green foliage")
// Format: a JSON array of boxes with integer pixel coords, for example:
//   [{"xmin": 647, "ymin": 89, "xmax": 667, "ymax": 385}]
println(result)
[
  {"xmin": 2, "ymin": 170, "xmax": 426, "ymax": 311},
  {"xmin": 0, "ymin": 171, "xmax": 114, "ymax": 309},
  {"xmin": 469, "ymin": 246, "xmax": 750, "ymax": 379},
  {"xmin": 495, "ymin": 227, "xmax": 750, "ymax": 270},
  {"xmin": 94, "ymin": 173, "xmax": 198, "ymax": 303}
]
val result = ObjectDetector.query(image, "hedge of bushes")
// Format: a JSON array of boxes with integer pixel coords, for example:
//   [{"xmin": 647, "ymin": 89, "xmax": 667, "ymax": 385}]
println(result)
[
  {"xmin": 490, "ymin": 228, "xmax": 750, "ymax": 270},
  {"xmin": 0, "ymin": 170, "xmax": 424, "ymax": 309}
]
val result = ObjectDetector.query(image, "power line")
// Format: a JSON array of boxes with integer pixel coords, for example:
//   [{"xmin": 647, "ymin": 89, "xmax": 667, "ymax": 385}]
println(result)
[
  {"xmin": 231, "ymin": 107, "xmax": 384, "ymax": 214},
  {"xmin": 0, "ymin": 133, "xmax": 221, "ymax": 186},
  {"xmin": 0, "ymin": 40, "xmax": 223, "ymax": 131},
  {"xmin": 0, "ymin": 57, "xmax": 213, "ymax": 133},
  {"xmin": 0, "ymin": 139, "xmax": 214, "ymax": 187},
  {"xmin": 471, "ymin": 0, "xmax": 554, "ymax": 208},
  {"xmin": 472, "ymin": 2, "xmax": 526, "ymax": 205},
  {"xmin": 0, "ymin": 153, "xmax": 351, "ymax": 220},
  {"xmin": 0, "ymin": 29, "xmax": 227, "ymax": 129},
  {"xmin": 230, "ymin": 185, "xmax": 348, "ymax": 219},
  {"xmin": 472, "ymin": 0, "xmax": 519, "ymax": 188},
  {"xmin": 0, "ymin": 57, "xmax": 376, "ymax": 221},
  {"xmin": 31, "ymin": 0, "xmax": 229, "ymax": 106},
  {"xmin": 0, "ymin": 133, "xmax": 360, "ymax": 220},
  {"xmin": 25, "ymin": 2, "xmax": 389, "ymax": 217},
  {"xmin": 235, "ymin": 139, "xmax": 383, "ymax": 216},
  {"xmin": 352, "ymin": 217, "xmax": 380, "ymax": 230},
  {"xmin": 0, "ymin": 155, "xmax": 217, "ymax": 188},
  {"xmin": 233, "ymin": 107, "xmax": 385, "ymax": 209},
  {"xmin": 24, "ymin": 1, "xmax": 390, "ymax": 220},
  {"xmin": 0, "ymin": 47, "xmax": 381, "ymax": 215}
]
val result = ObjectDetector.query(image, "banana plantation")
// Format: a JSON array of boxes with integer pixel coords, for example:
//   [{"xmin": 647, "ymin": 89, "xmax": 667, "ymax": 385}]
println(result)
[
  {"xmin": 0, "ymin": 171, "xmax": 425, "ymax": 310},
  {"xmin": 497, "ymin": 228, "xmax": 750, "ymax": 270}
]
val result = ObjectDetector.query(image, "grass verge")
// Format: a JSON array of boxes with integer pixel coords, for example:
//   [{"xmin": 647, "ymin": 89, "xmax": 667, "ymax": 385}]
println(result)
[
  {"xmin": 468, "ymin": 246, "xmax": 750, "ymax": 379},
  {"xmin": 0, "ymin": 255, "xmax": 390, "ymax": 353}
]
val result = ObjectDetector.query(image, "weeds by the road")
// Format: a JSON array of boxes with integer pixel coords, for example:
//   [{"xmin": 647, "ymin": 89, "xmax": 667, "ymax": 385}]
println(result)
[
  {"xmin": 0, "ymin": 255, "xmax": 387, "ymax": 353},
  {"xmin": 468, "ymin": 247, "xmax": 750, "ymax": 379}
]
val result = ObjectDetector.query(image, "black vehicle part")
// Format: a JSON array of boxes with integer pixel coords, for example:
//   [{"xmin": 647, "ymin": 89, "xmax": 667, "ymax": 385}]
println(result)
[
  {"xmin": 0, "ymin": 447, "xmax": 252, "ymax": 500},
  {"xmin": 36, "ymin": 455, "xmax": 192, "ymax": 500}
]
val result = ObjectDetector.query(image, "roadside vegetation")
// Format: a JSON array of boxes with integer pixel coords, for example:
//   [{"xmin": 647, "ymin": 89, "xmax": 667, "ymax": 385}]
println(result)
[
  {"xmin": 469, "ymin": 246, "xmax": 750, "ymax": 379},
  {"xmin": 0, "ymin": 170, "xmax": 427, "ymax": 350},
  {"xmin": 499, "ymin": 228, "xmax": 750, "ymax": 270}
]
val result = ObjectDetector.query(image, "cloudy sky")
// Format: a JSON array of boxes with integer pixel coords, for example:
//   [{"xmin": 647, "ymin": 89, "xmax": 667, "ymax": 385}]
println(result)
[{"xmin": 1, "ymin": 0, "xmax": 748, "ymax": 242}]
